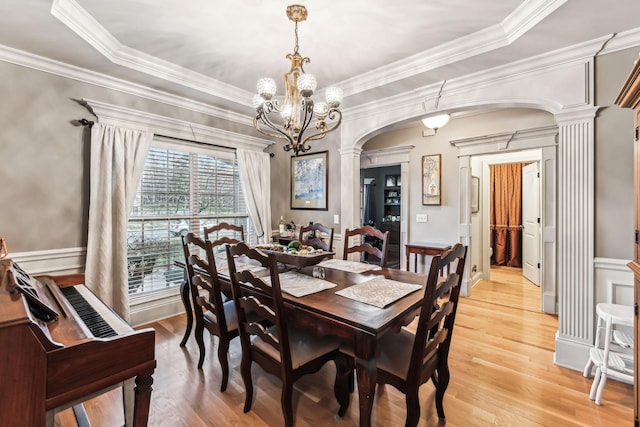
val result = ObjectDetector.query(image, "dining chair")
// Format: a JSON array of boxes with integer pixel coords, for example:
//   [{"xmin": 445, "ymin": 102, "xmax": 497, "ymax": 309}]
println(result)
[
  {"xmin": 342, "ymin": 225, "xmax": 389, "ymax": 267},
  {"xmin": 180, "ymin": 222, "xmax": 245, "ymax": 347},
  {"xmin": 181, "ymin": 232, "xmax": 239, "ymax": 392},
  {"xmin": 204, "ymin": 221, "xmax": 245, "ymax": 242},
  {"xmin": 298, "ymin": 222, "xmax": 334, "ymax": 252},
  {"xmin": 226, "ymin": 242, "xmax": 352, "ymax": 426},
  {"xmin": 341, "ymin": 243, "xmax": 467, "ymax": 426}
]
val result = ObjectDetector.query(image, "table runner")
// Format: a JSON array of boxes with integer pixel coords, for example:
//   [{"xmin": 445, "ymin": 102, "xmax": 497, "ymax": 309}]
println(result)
[{"xmin": 335, "ymin": 277, "xmax": 422, "ymax": 308}]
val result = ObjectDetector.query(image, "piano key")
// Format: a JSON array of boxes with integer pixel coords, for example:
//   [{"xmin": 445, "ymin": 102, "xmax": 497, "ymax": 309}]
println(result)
[{"xmin": 60, "ymin": 285, "xmax": 132, "ymax": 336}]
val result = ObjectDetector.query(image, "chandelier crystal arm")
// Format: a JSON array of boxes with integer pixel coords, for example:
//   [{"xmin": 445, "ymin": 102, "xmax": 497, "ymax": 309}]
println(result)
[
  {"xmin": 299, "ymin": 108, "xmax": 342, "ymax": 146},
  {"xmin": 254, "ymin": 106, "xmax": 296, "ymax": 145}
]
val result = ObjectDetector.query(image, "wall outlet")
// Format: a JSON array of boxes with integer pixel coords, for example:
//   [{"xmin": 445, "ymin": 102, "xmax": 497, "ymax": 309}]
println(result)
[
  {"xmin": 416, "ymin": 214, "xmax": 428, "ymax": 223},
  {"xmin": 333, "ymin": 214, "xmax": 340, "ymax": 224}
]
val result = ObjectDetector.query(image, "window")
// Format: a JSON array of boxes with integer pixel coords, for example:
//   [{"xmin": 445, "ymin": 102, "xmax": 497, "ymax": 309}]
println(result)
[{"xmin": 127, "ymin": 141, "xmax": 255, "ymax": 296}]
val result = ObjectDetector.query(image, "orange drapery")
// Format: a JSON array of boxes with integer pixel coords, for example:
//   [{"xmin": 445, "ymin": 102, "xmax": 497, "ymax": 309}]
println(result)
[{"xmin": 490, "ymin": 162, "xmax": 528, "ymax": 268}]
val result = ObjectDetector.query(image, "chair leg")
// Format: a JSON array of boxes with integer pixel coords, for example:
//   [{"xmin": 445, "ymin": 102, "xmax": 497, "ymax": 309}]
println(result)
[
  {"xmin": 334, "ymin": 354, "xmax": 352, "ymax": 417},
  {"xmin": 218, "ymin": 337, "xmax": 230, "ymax": 392},
  {"xmin": 195, "ymin": 321, "xmax": 206, "ymax": 369},
  {"xmin": 281, "ymin": 381, "xmax": 295, "ymax": 427},
  {"xmin": 583, "ymin": 358, "xmax": 594, "ymax": 378},
  {"xmin": 594, "ymin": 371, "xmax": 608, "ymax": 405},
  {"xmin": 435, "ymin": 365, "xmax": 450, "ymax": 423},
  {"xmin": 179, "ymin": 279, "xmax": 193, "ymax": 347},
  {"xmin": 589, "ymin": 368, "xmax": 602, "ymax": 401},
  {"xmin": 404, "ymin": 390, "xmax": 421, "ymax": 427},
  {"xmin": 241, "ymin": 357, "xmax": 254, "ymax": 413}
]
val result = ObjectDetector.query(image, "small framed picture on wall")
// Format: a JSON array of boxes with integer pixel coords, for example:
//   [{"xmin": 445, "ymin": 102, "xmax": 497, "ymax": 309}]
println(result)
[{"xmin": 422, "ymin": 154, "xmax": 441, "ymax": 205}]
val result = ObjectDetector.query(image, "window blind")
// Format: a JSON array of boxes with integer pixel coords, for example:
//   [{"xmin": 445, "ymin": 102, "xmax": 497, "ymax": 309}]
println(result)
[{"xmin": 127, "ymin": 144, "xmax": 255, "ymax": 296}]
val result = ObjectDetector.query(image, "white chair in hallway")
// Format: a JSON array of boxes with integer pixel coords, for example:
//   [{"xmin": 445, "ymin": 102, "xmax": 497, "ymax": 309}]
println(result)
[{"xmin": 582, "ymin": 303, "xmax": 634, "ymax": 405}]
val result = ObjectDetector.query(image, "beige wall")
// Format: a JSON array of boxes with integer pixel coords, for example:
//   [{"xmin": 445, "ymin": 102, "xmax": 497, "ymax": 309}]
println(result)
[
  {"xmin": 268, "ymin": 131, "xmax": 342, "ymax": 237},
  {"xmin": 0, "ymin": 60, "xmax": 256, "ymax": 253},
  {"xmin": 594, "ymin": 47, "xmax": 636, "ymax": 260}
]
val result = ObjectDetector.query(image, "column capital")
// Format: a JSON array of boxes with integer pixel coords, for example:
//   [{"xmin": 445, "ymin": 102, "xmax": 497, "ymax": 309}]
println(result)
[{"xmin": 554, "ymin": 106, "xmax": 600, "ymax": 126}]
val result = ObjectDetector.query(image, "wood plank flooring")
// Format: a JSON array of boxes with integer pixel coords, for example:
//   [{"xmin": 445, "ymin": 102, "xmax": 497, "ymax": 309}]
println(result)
[{"xmin": 56, "ymin": 268, "xmax": 633, "ymax": 426}]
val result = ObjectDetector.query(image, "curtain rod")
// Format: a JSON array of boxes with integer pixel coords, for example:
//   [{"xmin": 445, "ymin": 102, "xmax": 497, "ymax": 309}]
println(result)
[{"xmin": 78, "ymin": 118, "xmax": 274, "ymax": 157}]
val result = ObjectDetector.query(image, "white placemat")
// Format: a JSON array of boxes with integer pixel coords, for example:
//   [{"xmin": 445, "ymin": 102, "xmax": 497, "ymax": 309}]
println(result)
[
  {"xmin": 216, "ymin": 256, "xmax": 266, "ymax": 276},
  {"xmin": 316, "ymin": 259, "xmax": 381, "ymax": 274},
  {"xmin": 335, "ymin": 277, "xmax": 422, "ymax": 308},
  {"xmin": 262, "ymin": 271, "xmax": 337, "ymax": 298}
]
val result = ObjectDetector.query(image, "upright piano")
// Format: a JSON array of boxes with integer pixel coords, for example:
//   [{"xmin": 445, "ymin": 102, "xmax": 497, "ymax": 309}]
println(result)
[{"xmin": 0, "ymin": 259, "xmax": 156, "ymax": 426}]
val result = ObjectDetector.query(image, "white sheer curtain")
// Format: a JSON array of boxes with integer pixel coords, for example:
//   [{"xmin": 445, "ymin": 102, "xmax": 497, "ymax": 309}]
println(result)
[
  {"xmin": 85, "ymin": 123, "xmax": 152, "ymax": 322},
  {"xmin": 237, "ymin": 149, "xmax": 272, "ymax": 244}
]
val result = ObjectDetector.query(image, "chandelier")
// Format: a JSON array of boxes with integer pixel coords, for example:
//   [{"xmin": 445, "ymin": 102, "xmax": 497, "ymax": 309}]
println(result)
[{"xmin": 252, "ymin": 5, "xmax": 343, "ymax": 156}]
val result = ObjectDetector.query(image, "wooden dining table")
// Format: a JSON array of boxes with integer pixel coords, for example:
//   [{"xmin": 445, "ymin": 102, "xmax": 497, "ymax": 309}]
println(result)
[{"xmin": 177, "ymin": 257, "xmax": 428, "ymax": 427}]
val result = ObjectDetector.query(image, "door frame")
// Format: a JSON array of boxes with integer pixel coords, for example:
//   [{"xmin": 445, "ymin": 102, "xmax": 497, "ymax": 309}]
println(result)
[{"xmin": 452, "ymin": 125, "xmax": 557, "ymax": 314}]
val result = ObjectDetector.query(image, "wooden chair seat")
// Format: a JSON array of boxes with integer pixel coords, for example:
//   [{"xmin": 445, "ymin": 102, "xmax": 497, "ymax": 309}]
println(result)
[
  {"xmin": 202, "ymin": 299, "xmax": 240, "ymax": 331},
  {"xmin": 341, "ymin": 328, "xmax": 437, "ymax": 381},
  {"xmin": 253, "ymin": 325, "xmax": 343, "ymax": 369}
]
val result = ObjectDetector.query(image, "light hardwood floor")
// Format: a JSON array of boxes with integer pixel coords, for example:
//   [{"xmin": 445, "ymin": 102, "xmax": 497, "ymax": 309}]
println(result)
[{"xmin": 56, "ymin": 268, "xmax": 633, "ymax": 426}]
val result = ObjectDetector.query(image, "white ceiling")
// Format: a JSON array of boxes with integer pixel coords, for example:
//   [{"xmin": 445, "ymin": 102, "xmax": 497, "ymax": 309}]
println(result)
[{"xmin": 2, "ymin": 0, "xmax": 640, "ymax": 118}]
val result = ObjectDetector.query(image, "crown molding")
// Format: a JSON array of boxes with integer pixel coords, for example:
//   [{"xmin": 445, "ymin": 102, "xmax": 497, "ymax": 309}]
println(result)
[
  {"xmin": 345, "ymin": 34, "xmax": 611, "ymax": 124},
  {"xmin": 336, "ymin": 0, "xmax": 568, "ymax": 97},
  {"xmin": 0, "ymin": 44, "xmax": 253, "ymax": 126},
  {"xmin": 599, "ymin": 27, "xmax": 640, "ymax": 55},
  {"xmin": 51, "ymin": 0, "xmax": 253, "ymax": 107},
  {"xmin": 84, "ymin": 98, "xmax": 272, "ymax": 152}
]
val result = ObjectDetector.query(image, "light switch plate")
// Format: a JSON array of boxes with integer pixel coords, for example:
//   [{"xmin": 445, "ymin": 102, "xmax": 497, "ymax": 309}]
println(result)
[
  {"xmin": 416, "ymin": 214, "xmax": 428, "ymax": 223},
  {"xmin": 334, "ymin": 214, "xmax": 340, "ymax": 224}
]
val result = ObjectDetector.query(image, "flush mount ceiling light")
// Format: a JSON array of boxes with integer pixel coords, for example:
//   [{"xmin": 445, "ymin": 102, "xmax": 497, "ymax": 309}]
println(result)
[
  {"xmin": 421, "ymin": 114, "xmax": 450, "ymax": 134},
  {"xmin": 252, "ymin": 5, "xmax": 343, "ymax": 156}
]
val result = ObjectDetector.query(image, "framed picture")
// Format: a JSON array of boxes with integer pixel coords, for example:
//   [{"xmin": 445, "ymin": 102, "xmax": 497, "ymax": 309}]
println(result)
[
  {"xmin": 291, "ymin": 151, "xmax": 328, "ymax": 210},
  {"xmin": 422, "ymin": 154, "xmax": 441, "ymax": 205},
  {"xmin": 471, "ymin": 176, "xmax": 480, "ymax": 213}
]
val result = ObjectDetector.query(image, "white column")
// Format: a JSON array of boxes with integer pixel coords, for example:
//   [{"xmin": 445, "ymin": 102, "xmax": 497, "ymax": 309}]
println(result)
[
  {"xmin": 458, "ymin": 155, "xmax": 472, "ymax": 296},
  {"xmin": 554, "ymin": 106, "xmax": 598, "ymax": 370},
  {"xmin": 339, "ymin": 145, "xmax": 363, "ymax": 258}
]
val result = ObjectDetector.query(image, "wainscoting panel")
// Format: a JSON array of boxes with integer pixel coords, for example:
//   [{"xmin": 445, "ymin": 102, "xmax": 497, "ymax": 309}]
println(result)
[{"xmin": 594, "ymin": 257, "xmax": 634, "ymax": 306}]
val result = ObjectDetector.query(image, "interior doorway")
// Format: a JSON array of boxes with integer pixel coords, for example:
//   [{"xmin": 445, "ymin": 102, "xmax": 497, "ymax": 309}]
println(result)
[
  {"xmin": 474, "ymin": 149, "xmax": 544, "ymax": 311},
  {"xmin": 360, "ymin": 165, "xmax": 402, "ymax": 268}
]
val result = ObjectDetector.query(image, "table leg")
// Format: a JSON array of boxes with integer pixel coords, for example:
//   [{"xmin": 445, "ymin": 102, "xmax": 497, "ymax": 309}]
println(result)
[
  {"xmin": 355, "ymin": 354, "xmax": 377, "ymax": 427},
  {"xmin": 406, "ymin": 249, "xmax": 410, "ymax": 272},
  {"xmin": 179, "ymin": 274, "xmax": 193, "ymax": 347}
]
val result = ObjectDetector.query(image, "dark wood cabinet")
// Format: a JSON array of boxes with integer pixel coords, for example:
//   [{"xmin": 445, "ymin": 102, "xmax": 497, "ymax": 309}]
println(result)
[
  {"xmin": 380, "ymin": 221, "xmax": 400, "ymax": 269},
  {"xmin": 615, "ymin": 55, "xmax": 640, "ymax": 427}
]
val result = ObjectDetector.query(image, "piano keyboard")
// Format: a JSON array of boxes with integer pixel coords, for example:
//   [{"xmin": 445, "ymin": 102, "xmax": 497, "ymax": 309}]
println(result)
[{"xmin": 60, "ymin": 285, "xmax": 133, "ymax": 337}]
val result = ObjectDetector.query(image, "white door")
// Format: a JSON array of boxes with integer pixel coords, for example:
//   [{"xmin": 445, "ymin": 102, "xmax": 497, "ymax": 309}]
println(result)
[{"xmin": 522, "ymin": 162, "xmax": 541, "ymax": 286}]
